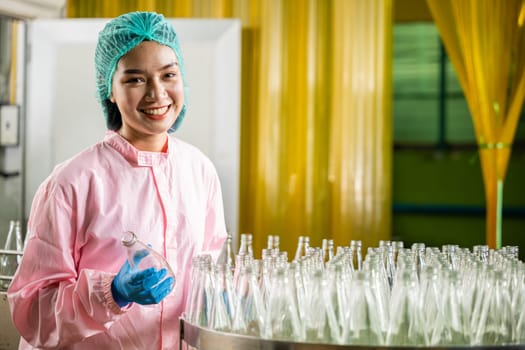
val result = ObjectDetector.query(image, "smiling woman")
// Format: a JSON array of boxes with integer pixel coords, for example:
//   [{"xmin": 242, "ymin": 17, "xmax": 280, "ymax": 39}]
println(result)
[
  {"xmin": 7, "ymin": 11, "xmax": 227, "ymax": 350},
  {"xmin": 110, "ymin": 41, "xmax": 184, "ymax": 152}
]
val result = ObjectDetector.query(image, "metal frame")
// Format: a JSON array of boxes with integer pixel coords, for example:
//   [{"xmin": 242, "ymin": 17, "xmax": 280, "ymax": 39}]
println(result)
[{"xmin": 179, "ymin": 318, "xmax": 525, "ymax": 350}]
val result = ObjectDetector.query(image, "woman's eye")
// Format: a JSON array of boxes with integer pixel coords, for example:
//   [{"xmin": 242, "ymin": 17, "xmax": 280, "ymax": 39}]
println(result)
[
  {"xmin": 126, "ymin": 77, "xmax": 145, "ymax": 83},
  {"xmin": 165, "ymin": 72, "xmax": 177, "ymax": 78}
]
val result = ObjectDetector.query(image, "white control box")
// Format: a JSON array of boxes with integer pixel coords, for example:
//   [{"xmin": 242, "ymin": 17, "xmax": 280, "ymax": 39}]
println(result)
[{"xmin": 0, "ymin": 105, "xmax": 19, "ymax": 146}]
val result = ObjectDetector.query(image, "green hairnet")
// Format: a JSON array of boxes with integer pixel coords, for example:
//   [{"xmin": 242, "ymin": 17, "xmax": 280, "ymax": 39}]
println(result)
[{"xmin": 95, "ymin": 11, "xmax": 187, "ymax": 132}]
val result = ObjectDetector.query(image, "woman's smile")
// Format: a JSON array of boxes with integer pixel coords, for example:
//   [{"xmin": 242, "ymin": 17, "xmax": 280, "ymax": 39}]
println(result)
[{"xmin": 141, "ymin": 105, "xmax": 171, "ymax": 119}]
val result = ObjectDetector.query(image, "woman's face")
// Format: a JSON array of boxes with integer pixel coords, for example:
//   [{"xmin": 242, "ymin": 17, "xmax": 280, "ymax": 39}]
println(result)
[{"xmin": 110, "ymin": 40, "xmax": 184, "ymax": 150}]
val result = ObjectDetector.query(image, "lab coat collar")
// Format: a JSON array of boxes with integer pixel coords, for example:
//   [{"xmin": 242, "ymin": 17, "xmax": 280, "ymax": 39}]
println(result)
[{"xmin": 104, "ymin": 130, "xmax": 170, "ymax": 167}]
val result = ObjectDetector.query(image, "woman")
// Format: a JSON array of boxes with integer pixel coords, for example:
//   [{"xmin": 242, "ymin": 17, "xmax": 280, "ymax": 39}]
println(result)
[{"xmin": 8, "ymin": 11, "xmax": 227, "ymax": 349}]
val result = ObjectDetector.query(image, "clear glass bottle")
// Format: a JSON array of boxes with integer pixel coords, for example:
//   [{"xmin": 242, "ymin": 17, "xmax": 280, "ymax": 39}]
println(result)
[
  {"xmin": 473, "ymin": 268, "xmax": 512, "ymax": 345},
  {"xmin": 121, "ymin": 231, "xmax": 175, "ymax": 291},
  {"xmin": 272, "ymin": 235, "xmax": 280, "ymax": 251},
  {"xmin": 192, "ymin": 256, "xmax": 214, "ymax": 327},
  {"xmin": 238, "ymin": 233, "xmax": 253, "ymax": 257},
  {"xmin": 343, "ymin": 270, "xmax": 384, "ymax": 345},
  {"xmin": 323, "ymin": 263, "xmax": 345, "ymax": 343},
  {"xmin": 350, "ymin": 240, "xmax": 363, "ymax": 271},
  {"xmin": 216, "ymin": 233, "xmax": 235, "ymax": 271},
  {"xmin": 185, "ymin": 256, "xmax": 202, "ymax": 320},
  {"xmin": 209, "ymin": 263, "xmax": 235, "ymax": 332},
  {"xmin": 303, "ymin": 269, "xmax": 330, "ymax": 342},
  {"xmin": 1, "ymin": 220, "xmax": 21, "ymax": 290},
  {"xmin": 231, "ymin": 264, "xmax": 265, "ymax": 336},
  {"xmin": 294, "ymin": 235, "xmax": 310, "ymax": 262},
  {"xmin": 411, "ymin": 242, "xmax": 426, "ymax": 280},
  {"xmin": 266, "ymin": 235, "xmax": 274, "ymax": 250},
  {"xmin": 440, "ymin": 269, "xmax": 467, "ymax": 345},
  {"xmin": 418, "ymin": 265, "xmax": 443, "ymax": 346},
  {"xmin": 264, "ymin": 266, "xmax": 304, "ymax": 341},
  {"xmin": 14, "ymin": 221, "xmax": 23, "ymax": 263},
  {"xmin": 386, "ymin": 268, "xmax": 422, "ymax": 346}
]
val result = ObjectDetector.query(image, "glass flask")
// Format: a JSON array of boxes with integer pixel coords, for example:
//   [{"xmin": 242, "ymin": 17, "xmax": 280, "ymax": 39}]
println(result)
[{"xmin": 121, "ymin": 231, "xmax": 175, "ymax": 292}]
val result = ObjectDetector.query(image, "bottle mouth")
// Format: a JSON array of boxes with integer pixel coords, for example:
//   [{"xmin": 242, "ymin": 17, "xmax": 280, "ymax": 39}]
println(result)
[{"xmin": 121, "ymin": 231, "xmax": 137, "ymax": 247}]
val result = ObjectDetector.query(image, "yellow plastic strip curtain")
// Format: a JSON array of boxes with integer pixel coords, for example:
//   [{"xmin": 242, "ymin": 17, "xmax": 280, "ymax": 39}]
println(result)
[
  {"xmin": 330, "ymin": 0, "xmax": 392, "ymax": 250},
  {"xmin": 426, "ymin": 0, "xmax": 525, "ymax": 248},
  {"xmin": 66, "ymin": 0, "xmax": 392, "ymax": 256}
]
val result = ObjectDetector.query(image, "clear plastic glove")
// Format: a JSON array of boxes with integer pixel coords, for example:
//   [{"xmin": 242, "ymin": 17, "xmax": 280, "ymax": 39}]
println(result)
[{"xmin": 111, "ymin": 250, "xmax": 175, "ymax": 307}]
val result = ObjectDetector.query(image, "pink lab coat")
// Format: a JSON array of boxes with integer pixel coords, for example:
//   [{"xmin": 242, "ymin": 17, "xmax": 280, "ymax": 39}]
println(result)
[{"xmin": 7, "ymin": 131, "xmax": 227, "ymax": 349}]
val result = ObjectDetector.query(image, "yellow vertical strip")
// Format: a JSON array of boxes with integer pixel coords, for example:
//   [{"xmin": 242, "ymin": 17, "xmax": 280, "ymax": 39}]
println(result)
[
  {"xmin": 330, "ymin": 0, "xmax": 392, "ymax": 249},
  {"xmin": 254, "ymin": 0, "xmax": 284, "ymax": 250},
  {"xmin": 305, "ymin": 0, "xmax": 329, "ymax": 241},
  {"xmin": 238, "ymin": 0, "xmax": 261, "ymax": 250},
  {"xmin": 173, "ymin": 0, "xmax": 192, "ymax": 17},
  {"xmin": 329, "ymin": 0, "xmax": 339, "ymax": 244},
  {"xmin": 66, "ymin": 0, "xmax": 76, "ymax": 17},
  {"xmin": 283, "ymin": 0, "xmax": 310, "ymax": 245},
  {"xmin": 9, "ymin": 20, "xmax": 18, "ymax": 104}
]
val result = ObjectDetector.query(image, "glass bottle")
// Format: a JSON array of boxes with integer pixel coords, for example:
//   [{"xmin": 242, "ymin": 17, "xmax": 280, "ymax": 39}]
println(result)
[
  {"xmin": 386, "ymin": 268, "xmax": 422, "ymax": 346},
  {"xmin": 192, "ymin": 256, "xmax": 214, "ymax": 327},
  {"xmin": 231, "ymin": 264, "xmax": 265, "ymax": 336},
  {"xmin": 294, "ymin": 235, "xmax": 310, "ymax": 262},
  {"xmin": 216, "ymin": 233, "xmax": 235, "ymax": 271},
  {"xmin": 246, "ymin": 233, "xmax": 254, "ymax": 258},
  {"xmin": 440, "ymin": 269, "xmax": 467, "ymax": 345},
  {"xmin": 1, "ymin": 220, "xmax": 20, "ymax": 290},
  {"xmin": 185, "ymin": 256, "xmax": 202, "ymax": 320},
  {"xmin": 14, "ymin": 221, "xmax": 23, "ymax": 263},
  {"xmin": 350, "ymin": 240, "xmax": 363, "ymax": 271},
  {"xmin": 209, "ymin": 263, "xmax": 235, "ymax": 332},
  {"xmin": 271, "ymin": 235, "xmax": 280, "ymax": 251},
  {"xmin": 266, "ymin": 235, "xmax": 274, "ymax": 250},
  {"xmin": 264, "ymin": 266, "xmax": 304, "ymax": 341},
  {"xmin": 303, "ymin": 269, "xmax": 330, "ymax": 342},
  {"xmin": 321, "ymin": 239, "xmax": 335, "ymax": 264},
  {"xmin": 322, "ymin": 263, "xmax": 345, "ymax": 344},
  {"xmin": 343, "ymin": 270, "xmax": 384, "ymax": 345},
  {"xmin": 472, "ymin": 268, "xmax": 512, "ymax": 345},
  {"xmin": 259, "ymin": 251, "xmax": 273, "ymax": 305},
  {"xmin": 238, "ymin": 233, "xmax": 253, "ymax": 257},
  {"xmin": 418, "ymin": 265, "xmax": 443, "ymax": 346},
  {"xmin": 383, "ymin": 245, "xmax": 396, "ymax": 290},
  {"xmin": 411, "ymin": 242, "xmax": 426, "ymax": 280},
  {"xmin": 121, "ymin": 231, "xmax": 175, "ymax": 291}
]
